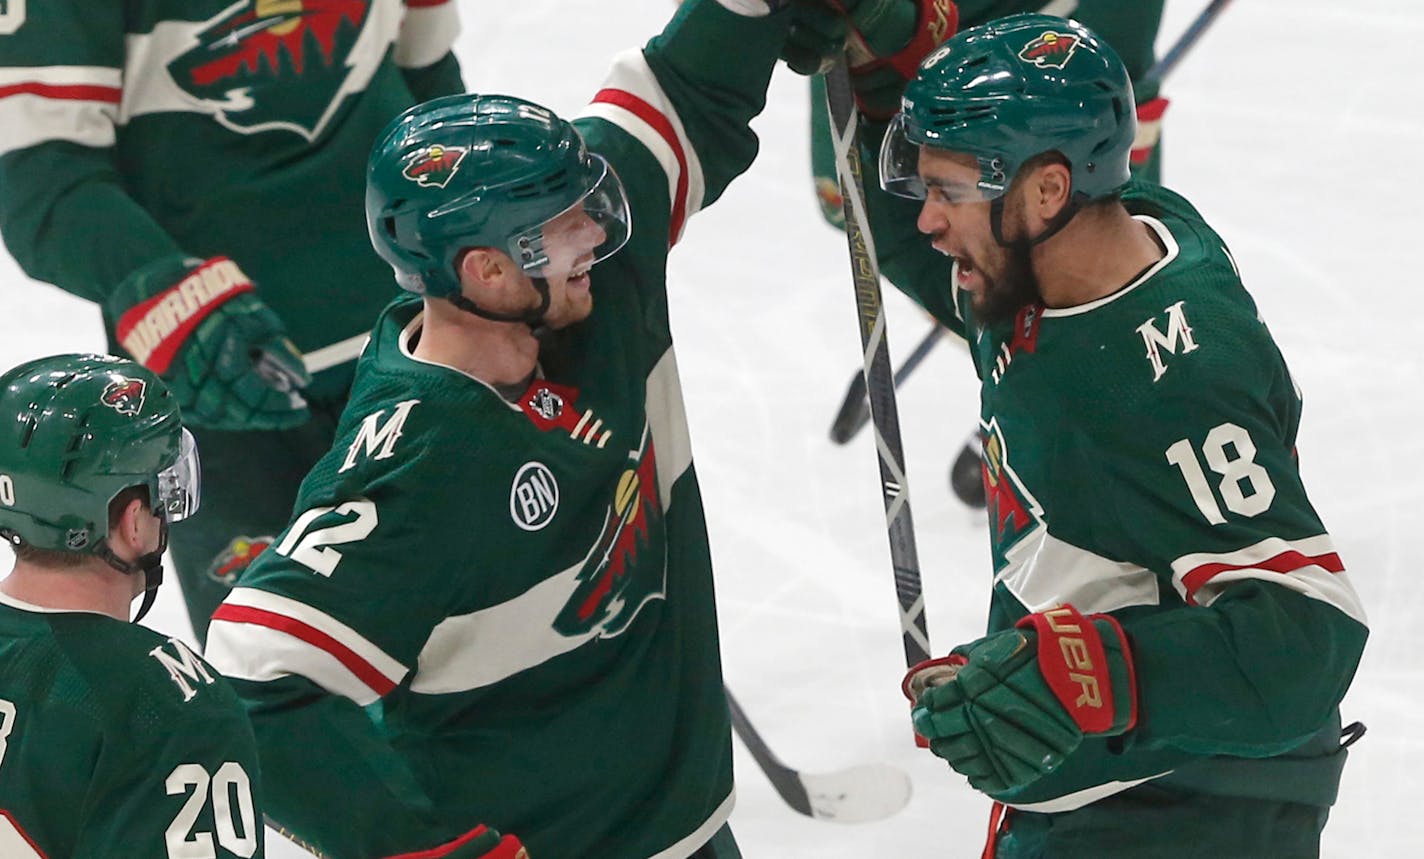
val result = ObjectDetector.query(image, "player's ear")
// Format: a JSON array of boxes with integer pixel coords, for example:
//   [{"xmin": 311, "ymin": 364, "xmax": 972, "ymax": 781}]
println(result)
[
  {"xmin": 1035, "ymin": 161, "xmax": 1073, "ymax": 220},
  {"xmin": 110, "ymin": 496, "xmax": 154, "ymax": 558},
  {"xmin": 457, "ymin": 248, "xmax": 509, "ymax": 290}
]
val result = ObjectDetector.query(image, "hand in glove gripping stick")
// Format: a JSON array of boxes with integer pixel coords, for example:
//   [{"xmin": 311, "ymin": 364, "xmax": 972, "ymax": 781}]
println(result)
[
  {"xmin": 110, "ymin": 256, "xmax": 312, "ymax": 431},
  {"xmin": 903, "ymin": 604, "xmax": 1139, "ymax": 796},
  {"xmin": 782, "ymin": 0, "xmax": 958, "ymax": 118}
]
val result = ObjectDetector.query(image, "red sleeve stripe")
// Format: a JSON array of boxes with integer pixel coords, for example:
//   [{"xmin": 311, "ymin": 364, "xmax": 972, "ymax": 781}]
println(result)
[
  {"xmin": 404, "ymin": 0, "xmax": 450, "ymax": 6},
  {"xmin": 1181, "ymin": 548, "xmax": 1345, "ymax": 604},
  {"xmin": 591, "ymin": 87, "xmax": 690, "ymax": 247},
  {"xmin": 211, "ymin": 603, "xmax": 398, "ymax": 697},
  {"xmin": 0, "ymin": 82, "xmax": 121, "ymax": 103}
]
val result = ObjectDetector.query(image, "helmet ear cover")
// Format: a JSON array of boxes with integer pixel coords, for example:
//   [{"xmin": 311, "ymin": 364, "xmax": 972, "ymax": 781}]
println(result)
[
  {"xmin": 365, "ymin": 94, "xmax": 631, "ymax": 300},
  {"xmin": 880, "ymin": 13, "xmax": 1136, "ymax": 205}
]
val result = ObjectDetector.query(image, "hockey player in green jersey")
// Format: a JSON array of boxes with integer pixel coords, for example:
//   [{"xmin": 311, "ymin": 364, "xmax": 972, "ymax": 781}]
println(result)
[
  {"xmin": 0, "ymin": 353, "xmax": 268, "ymax": 858},
  {"xmin": 0, "ymin": 0, "xmax": 468, "ymax": 643},
  {"xmin": 853, "ymin": 14, "xmax": 1368, "ymax": 858},
  {"xmin": 201, "ymin": 0, "xmax": 952, "ymax": 855}
]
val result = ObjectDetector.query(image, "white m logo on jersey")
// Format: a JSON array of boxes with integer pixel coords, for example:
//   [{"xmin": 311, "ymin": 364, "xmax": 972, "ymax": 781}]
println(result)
[
  {"xmin": 340, "ymin": 399, "xmax": 420, "ymax": 473},
  {"xmin": 1136, "ymin": 301, "xmax": 1199, "ymax": 382},
  {"xmin": 150, "ymin": 638, "xmax": 216, "ymax": 703}
]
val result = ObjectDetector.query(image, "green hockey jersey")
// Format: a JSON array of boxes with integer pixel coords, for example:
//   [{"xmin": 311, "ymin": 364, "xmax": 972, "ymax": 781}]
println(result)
[
  {"xmin": 202, "ymin": 2, "xmax": 789, "ymax": 857},
  {"xmin": 0, "ymin": 0, "xmax": 464, "ymax": 384},
  {"xmin": 0, "ymin": 594, "xmax": 265, "ymax": 859},
  {"xmin": 866, "ymin": 175, "xmax": 1369, "ymax": 811}
]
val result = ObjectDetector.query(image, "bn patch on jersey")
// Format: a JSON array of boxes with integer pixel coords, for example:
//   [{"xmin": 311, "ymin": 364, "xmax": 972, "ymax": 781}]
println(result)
[{"xmin": 510, "ymin": 462, "xmax": 559, "ymax": 531}]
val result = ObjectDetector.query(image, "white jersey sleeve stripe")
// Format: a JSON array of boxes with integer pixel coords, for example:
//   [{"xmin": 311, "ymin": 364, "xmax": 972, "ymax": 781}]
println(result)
[
  {"xmin": 0, "ymin": 67, "xmax": 121, "ymax": 157},
  {"xmin": 206, "ymin": 588, "xmax": 408, "ymax": 705},
  {"xmin": 579, "ymin": 49, "xmax": 705, "ymax": 246},
  {"xmin": 1172, "ymin": 534, "xmax": 1366, "ymax": 624},
  {"xmin": 395, "ymin": 0, "xmax": 459, "ymax": 69},
  {"xmin": 646, "ymin": 347, "xmax": 693, "ymax": 510}
]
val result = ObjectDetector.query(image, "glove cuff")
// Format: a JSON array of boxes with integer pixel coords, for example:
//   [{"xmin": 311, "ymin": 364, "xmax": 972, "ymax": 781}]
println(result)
[
  {"xmin": 381, "ymin": 825, "xmax": 528, "ymax": 859},
  {"xmin": 113, "ymin": 256, "xmax": 256, "ymax": 374},
  {"xmin": 848, "ymin": 0, "xmax": 957, "ymax": 78},
  {"xmin": 881, "ymin": 0, "xmax": 957, "ymax": 80},
  {"xmin": 1131, "ymin": 96, "xmax": 1171, "ymax": 166},
  {"xmin": 1015, "ymin": 605, "xmax": 1137, "ymax": 736}
]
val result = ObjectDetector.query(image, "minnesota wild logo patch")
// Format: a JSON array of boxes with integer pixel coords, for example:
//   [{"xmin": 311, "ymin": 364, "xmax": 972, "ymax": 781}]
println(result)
[
  {"xmin": 554, "ymin": 427, "xmax": 666, "ymax": 639},
  {"xmin": 167, "ymin": 0, "xmax": 387, "ymax": 139},
  {"xmin": 1018, "ymin": 30, "xmax": 1081, "ymax": 69},
  {"xmin": 402, "ymin": 145, "xmax": 469, "ymax": 189},
  {"xmin": 980, "ymin": 418, "xmax": 1045, "ymax": 572}
]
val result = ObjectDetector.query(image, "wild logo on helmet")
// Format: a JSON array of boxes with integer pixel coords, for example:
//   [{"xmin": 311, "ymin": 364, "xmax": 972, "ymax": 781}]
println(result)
[
  {"xmin": 100, "ymin": 378, "xmax": 147, "ymax": 416},
  {"xmin": 402, "ymin": 144, "xmax": 469, "ymax": 189},
  {"xmin": 1018, "ymin": 31, "xmax": 1081, "ymax": 69}
]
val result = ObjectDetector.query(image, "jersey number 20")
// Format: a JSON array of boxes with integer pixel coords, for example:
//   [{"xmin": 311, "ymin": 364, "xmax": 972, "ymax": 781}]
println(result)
[{"xmin": 166, "ymin": 762, "xmax": 259, "ymax": 859}]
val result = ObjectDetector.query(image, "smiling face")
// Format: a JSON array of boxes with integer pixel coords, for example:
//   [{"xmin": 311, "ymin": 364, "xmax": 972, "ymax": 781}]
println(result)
[
  {"xmin": 914, "ymin": 146, "xmax": 1041, "ymax": 326},
  {"xmin": 525, "ymin": 201, "xmax": 608, "ymax": 330}
]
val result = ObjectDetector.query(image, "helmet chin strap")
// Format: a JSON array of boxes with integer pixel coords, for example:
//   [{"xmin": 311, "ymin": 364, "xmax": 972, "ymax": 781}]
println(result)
[
  {"xmin": 989, "ymin": 191, "xmax": 1086, "ymax": 251},
  {"xmin": 446, "ymin": 275, "xmax": 552, "ymax": 333},
  {"xmin": 96, "ymin": 517, "xmax": 169, "ymax": 624}
]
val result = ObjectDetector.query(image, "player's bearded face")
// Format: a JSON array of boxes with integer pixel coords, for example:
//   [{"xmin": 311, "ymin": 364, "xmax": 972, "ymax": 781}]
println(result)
[
  {"xmin": 916, "ymin": 150, "xmax": 1041, "ymax": 326},
  {"xmin": 971, "ymin": 193, "xmax": 1040, "ymax": 326},
  {"xmin": 533, "ymin": 204, "xmax": 606, "ymax": 329}
]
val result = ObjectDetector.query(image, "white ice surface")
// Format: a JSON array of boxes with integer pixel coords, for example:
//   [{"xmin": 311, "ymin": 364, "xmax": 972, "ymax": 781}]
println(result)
[{"xmin": 2, "ymin": 1, "xmax": 1421, "ymax": 855}]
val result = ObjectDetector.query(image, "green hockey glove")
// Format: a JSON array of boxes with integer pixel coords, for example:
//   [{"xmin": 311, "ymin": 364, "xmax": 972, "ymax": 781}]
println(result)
[
  {"xmin": 381, "ymin": 825, "xmax": 527, "ymax": 858},
  {"xmin": 110, "ymin": 256, "xmax": 311, "ymax": 432},
  {"xmin": 782, "ymin": 0, "xmax": 958, "ymax": 118},
  {"xmin": 904, "ymin": 604, "xmax": 1138, "ymax": 796}
]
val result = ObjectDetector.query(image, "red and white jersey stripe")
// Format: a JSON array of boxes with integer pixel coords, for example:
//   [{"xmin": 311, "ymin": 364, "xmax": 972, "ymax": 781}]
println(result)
[
  {"xmin": 0, "ymin": 66, "xmax": 121, "ymax": 157},
  {"xmin": 1170, "ymin": 533, "xmax": 1366, "ymax": 624},
  {"xmin": 206, "ymin": 587, "xmax": 409, "ymax": 706},
  {"xmin": 580, "ymin": 49, "xmax": 706, "ymax": 248}
]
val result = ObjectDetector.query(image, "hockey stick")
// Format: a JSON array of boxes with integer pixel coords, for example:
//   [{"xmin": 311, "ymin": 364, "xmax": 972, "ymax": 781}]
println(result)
[
  {"xmin": 829, "ymin": 323, "xmax": 945, "ymax": 444},
  {"xmin": 824, "ymin": 58, "xmax": 932, "ymax": 671},
  {"xmin": 1145, "ymin": 0, "xmax": 1234, "ymax": 82},
  {"xmin": 726, "ymin": 688, "xmax": 912, "ymax": 823}
]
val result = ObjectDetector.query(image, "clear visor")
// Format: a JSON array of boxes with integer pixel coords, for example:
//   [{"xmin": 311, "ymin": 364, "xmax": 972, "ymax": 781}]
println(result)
[
  {"xmin": 156, "ymin": 428, "xmax": 201, "ymax": 523},
  {"xmin": 879, "ymin": 114, "xmax": 1007, "ymax": 204},
  {"xmin": 508, "ymin": 155, "xmax": 632, "ymax": 274},
  {"xmin": 879, "ymin": 114, "xmax": 929, "ymax": 200}
]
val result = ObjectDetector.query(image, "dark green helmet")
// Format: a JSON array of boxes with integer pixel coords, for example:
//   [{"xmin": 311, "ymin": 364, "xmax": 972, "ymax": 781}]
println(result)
[
  {"xmin": 365, "ymin": 94, "xmax": 632, "ymax": 299},
  {"xmin": 0, "ymin": 354, "xmax": 199, "ymax": 555},
  {"xmin": 880, "ymin": 13, "xmax": 1135, "ymax": 202}
]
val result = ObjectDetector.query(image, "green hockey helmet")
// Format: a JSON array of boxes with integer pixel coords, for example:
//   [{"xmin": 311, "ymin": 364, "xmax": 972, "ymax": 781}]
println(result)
[
  {"xmin": 880, "ymin": 13, "xmax": 1135, "ymax": 204},
  {"xmin": 0, "ymin": 354, "xmax": 199, "ymax": 556},
  {"xmin": 366, "ymin": 94, "xmax": 632, "ymax": 299}
]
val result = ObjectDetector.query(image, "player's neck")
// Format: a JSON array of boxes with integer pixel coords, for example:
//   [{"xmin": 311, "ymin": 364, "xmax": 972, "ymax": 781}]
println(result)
[
  {"xmin": 417, "ymin": 299, "xmax": 540, "ymax": 388},
  {"xmin": 1, "ymin": 561, "xmax": 136, "ymax": 620},
  {"xmin": 1033, "ymin": 205, "xmax": 1163, "ymax": 309}
]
